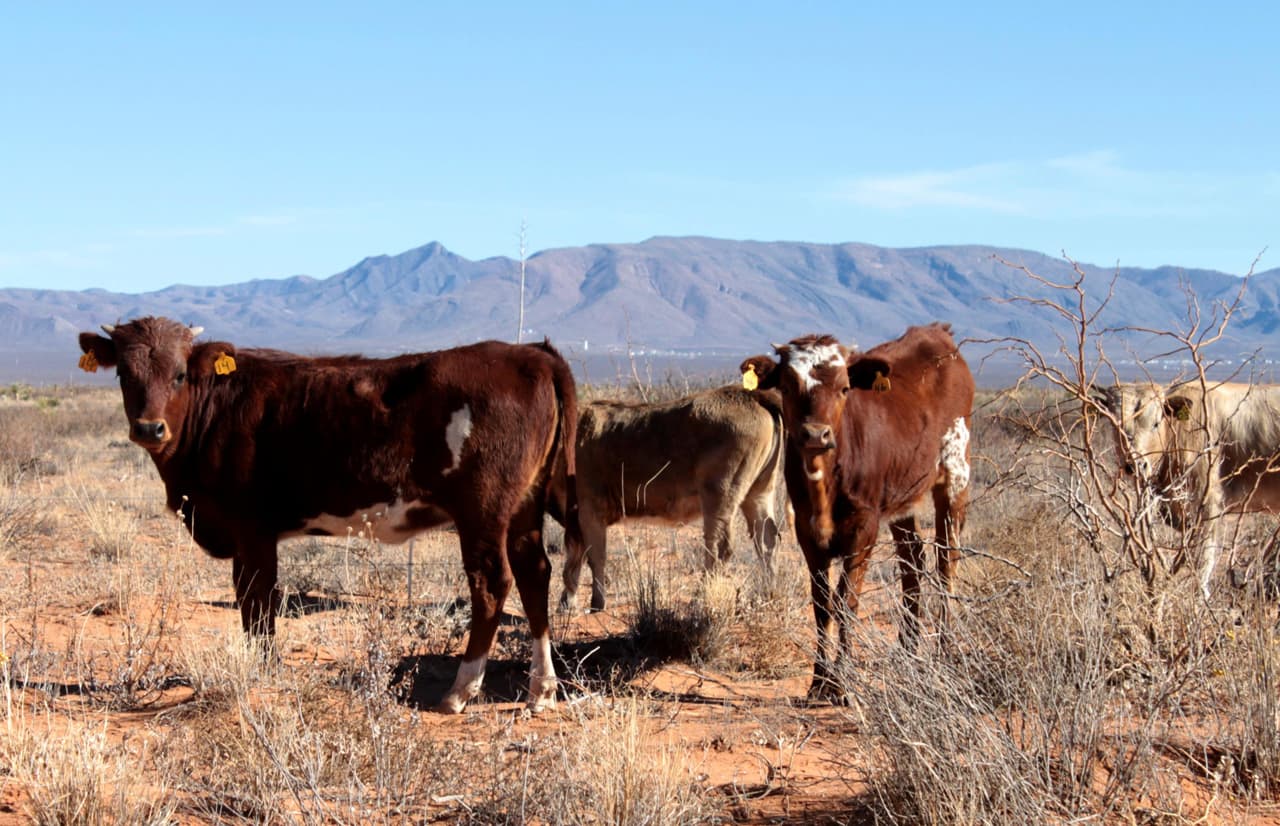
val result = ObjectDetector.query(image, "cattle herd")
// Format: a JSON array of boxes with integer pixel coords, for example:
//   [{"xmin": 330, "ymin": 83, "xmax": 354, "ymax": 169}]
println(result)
[{"xmin": 77, "ymin": 316, "xmax": 1280, "ymax": 713}]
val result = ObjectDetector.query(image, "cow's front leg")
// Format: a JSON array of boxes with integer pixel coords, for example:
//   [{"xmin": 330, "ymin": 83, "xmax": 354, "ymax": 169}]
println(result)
[
  {"xmin": 804, "ymin": 552, "xmax": 839, "ymax": 701},
  {"xmin": 438, "ymin": 526, "xmax": 511, "ymax": 714},
  {"xmin": 830, "ymin": 515, "xmax": 878, "ymax": 686},
  {"xmin": 233, "ymin": 538, "xmax": 281, "ymax": 639}
]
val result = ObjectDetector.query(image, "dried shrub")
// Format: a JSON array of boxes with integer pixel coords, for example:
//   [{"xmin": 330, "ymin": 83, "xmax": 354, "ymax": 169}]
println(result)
[{"xmin": 3, "ymin": 718, "xmax": 176, "ymax": 825}]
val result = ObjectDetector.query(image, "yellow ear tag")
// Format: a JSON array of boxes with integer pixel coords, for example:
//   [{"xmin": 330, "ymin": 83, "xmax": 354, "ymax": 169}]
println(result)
[
  {"xmin": 872, "ymin": 371, "xmax": 891, "ymax": 392},
  {"xmin": 1175, "ymin": 405, "xmax": 1190, "ymax": 421},
  {"xmin": 213, "ymin": 353, "xmax": 237, "ymax": 376},
  {"xmin": 78, "ymin": 351, "xmax": 99, "ymax": 373},
  {"xmin": 742, "ymin": 364, "xmax": 758, "ymax": 391}
]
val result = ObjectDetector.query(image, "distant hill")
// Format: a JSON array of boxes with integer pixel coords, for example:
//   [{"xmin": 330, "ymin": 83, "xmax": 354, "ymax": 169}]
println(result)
[{"xmin": 2, "ymin": 236, "xmax": 1275, "ymax": 383}]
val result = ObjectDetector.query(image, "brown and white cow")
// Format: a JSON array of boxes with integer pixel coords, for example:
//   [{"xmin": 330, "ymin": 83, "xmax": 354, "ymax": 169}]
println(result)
[
  {"xmin": 742, "ymin": 323, "xmax": 974, "ymax": 700},
  {"xmin": 1098, "ymin": 380, "xmax": 1280, "ymax": 597},
  {"xmin": 79, "ymin": 316, "xmax": 583, "ymax": 714},
  {"xmin": 551, "ymin": 385, "xmax": 785, "ymax": 611}
]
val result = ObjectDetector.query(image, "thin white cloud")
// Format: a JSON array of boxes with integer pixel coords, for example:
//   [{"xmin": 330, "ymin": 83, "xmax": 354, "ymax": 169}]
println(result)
[
  {"xmin": 833, "ymin": 151, "xmax": 1264, "ymax": 221},
  {"xmin": 1046, "ymin": 149, "xmax": 1124, "ymax": 177},
  {"xmin": 834, "ymin": 162, "xmax": 1024, "ymax": 212},
  {"xmin": 130, "ymin": 226, "xmax": 227, "ymax": 239},
  {"xmin": 239, "ymin": 213, "xmax": 298, "ymax": 227},
  {"xmin": 0, "ymin": 248, "xmax": 101, "ymax": 273}
]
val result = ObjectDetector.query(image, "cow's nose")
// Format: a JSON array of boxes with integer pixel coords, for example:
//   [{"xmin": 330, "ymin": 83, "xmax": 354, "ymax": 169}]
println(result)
[
  {"xmin": 132, "ymin": 420, "xmax": 167, "ymax": 443},
  {"xmin": 802, "ymin": 423, "xmax": 835, "ymax": 451}
]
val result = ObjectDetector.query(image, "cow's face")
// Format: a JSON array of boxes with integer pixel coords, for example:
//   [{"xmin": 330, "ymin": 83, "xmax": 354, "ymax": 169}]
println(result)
[
  {"xmin": 79, "ymin": 317, "xmax": 204, "ymax": 453},
  {"xmin": 1097, "ymin": 382, "xmax": 1171, "ymax": 479},
  {"xmin": 743, "ymin": 335, "xmax": 869, "ymax": 455},
  {"xmin": 775, "ymin": 338, "xmax": 851, "ymax": 454}
]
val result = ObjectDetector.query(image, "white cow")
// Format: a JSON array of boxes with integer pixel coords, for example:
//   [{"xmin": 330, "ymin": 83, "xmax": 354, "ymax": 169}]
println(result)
[{"xmin": 1099, "ymin": 381, "xmax": 1280, "ymax": 596}]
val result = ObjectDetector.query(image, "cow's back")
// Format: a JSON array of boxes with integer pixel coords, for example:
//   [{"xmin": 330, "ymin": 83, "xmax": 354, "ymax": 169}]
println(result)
[
  {"xmin": 1179, "ymin": 382, "xmax": 1280, "ymax": 513},
  {"xmin": 577, "ymin": 386, "xmax": 780, "ymax": 525},
  {"xmin": 171, "ymin": 340, "xmax": 569, "ymax": 541},
  {"xmin": 833, "ymin": 323, "xmax": 974, "ymax": 515}
]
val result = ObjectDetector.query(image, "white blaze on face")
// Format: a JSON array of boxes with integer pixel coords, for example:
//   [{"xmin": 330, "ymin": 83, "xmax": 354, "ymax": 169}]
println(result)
[
  {"xmin": 940, "ymin": 417, "xmax": 970, "ymax": 501},
  {"xmin": 443, "ymin": 404, "xmax": 473, "ymax": 475},
  {"xmin": 787, "ymin": 343, "xmax": 846, "ymax": 391}
]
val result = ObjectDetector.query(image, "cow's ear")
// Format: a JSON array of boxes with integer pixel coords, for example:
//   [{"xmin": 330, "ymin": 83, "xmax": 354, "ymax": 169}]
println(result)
[
  {"xmin": 739, "ymin": 355, "xmax": 779, "ymax": 390},
  {"xmin": 1089, "ymin": 385, "xmax": 1116, "ymax": 413},
  {"xmin": 849, "ymin": 357, "xmax": 891, "ymax": 391},
  {"xmin": 78, "ymin": 332, "xmax": 118, "ymax": 370},
  {"xmin": 1165, "ymin": 395, "xmax": 1193, "ymax": 422},
  {"xmin": 191, "ymin": 342, "xmax": 239, "ymax": 377}
]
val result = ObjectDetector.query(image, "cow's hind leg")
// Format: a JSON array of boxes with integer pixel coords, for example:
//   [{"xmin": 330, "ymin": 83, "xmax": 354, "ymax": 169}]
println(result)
[
  {"xmin": 936, "ymin": 416, "xmax": 972, "ymax": 642},
  {"xmin": 507, "ymin": 500, "xmax": 558, "ymax": 712},
  {"xmin": 559, "ymin": 507, "xmax": 609, "ymax": 612},
  {"xmin": 740, "ymin": 487, "xmax": 780, "ymax": 575},
  {"xmin": 933, "ymin": 482, "xmax": 969, "ymax": 641},
  {"xmin": 889, "ymin": 518, "xmax": 925, "ymax": 652},
  {"xmin": 700, "ymin": 486, "xmax": 740, "ymax": 570},
  {"xmin": 438, "ymin": 523, "xmax": 511, "ymax": 714}
]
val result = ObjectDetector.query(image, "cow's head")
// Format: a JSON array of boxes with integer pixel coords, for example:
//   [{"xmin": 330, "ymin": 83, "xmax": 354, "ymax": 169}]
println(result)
[
  {"xmin": 1093, "ymin": 382, "xmax": 1190, "ymax": 479},
  {"xmin": 78, "ymin": 317, "xmax": 228, "ymax": 454},
  {"xmin": 741, "ymin": 335, "xmax": 891, "ymax": 456}
]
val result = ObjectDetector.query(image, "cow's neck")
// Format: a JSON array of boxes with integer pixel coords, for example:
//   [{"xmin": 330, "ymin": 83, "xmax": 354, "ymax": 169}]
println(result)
[{"xmin": 802, "ymin": 451, "xmax": 837, "ymax": 549}]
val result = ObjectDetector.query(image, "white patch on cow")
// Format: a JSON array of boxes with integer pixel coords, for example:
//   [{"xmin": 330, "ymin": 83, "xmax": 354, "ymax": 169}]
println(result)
[
  {"xmin": 527, "ymin": 632, "xmax": 557, "ymax": 712},
  {"xmin": 288, "ymin": 498, "xmax": 446, "ymax": 544},
  {"xmin": 443, "ymin": 404, "xmax": 473, "ymax": 475},
  {"xmin": 939, "ymin": 417, "xmax": 971, "ymax": 501},
  {"xmin": 788, "ymin": 343, "xmax": 846, "ymax": 391},
  {"xmin": 438, "ymin": 655, "xmax": 487, "ymax": 714}
]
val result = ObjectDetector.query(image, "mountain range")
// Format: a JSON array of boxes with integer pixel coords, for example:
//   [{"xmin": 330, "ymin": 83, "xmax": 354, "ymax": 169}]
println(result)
[{"xmin": 1, "ymin": 236, "xmax": 1275, "ymax": 383}]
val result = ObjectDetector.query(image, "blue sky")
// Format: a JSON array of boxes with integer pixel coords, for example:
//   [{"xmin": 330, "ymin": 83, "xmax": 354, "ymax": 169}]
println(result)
[{"xmin": 2, "ymin": 2, "xmax": 1276, "ymax": 293}]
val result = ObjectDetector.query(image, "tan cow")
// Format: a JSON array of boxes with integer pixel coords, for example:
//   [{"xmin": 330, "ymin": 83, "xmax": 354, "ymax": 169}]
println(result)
[
  {"xmin": 552, "ymin": 385, "xmax": 785, "ymax": 611},
  {"xmin": 1099, "ymin": 380, "xmax": 1280, "ymax": 596}
]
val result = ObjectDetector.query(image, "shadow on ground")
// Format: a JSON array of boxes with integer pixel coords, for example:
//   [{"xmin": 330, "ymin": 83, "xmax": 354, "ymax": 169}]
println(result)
[{"xmin": 391, "ymin": 632, "xmax": 680, "ymax": 710}]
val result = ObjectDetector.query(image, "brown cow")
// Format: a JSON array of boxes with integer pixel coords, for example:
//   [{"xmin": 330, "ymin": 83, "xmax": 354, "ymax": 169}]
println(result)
[
  {"xmin": 742, "ymin": 323, "xmax": 974, "ymax": 700},
  {"xmin": 78, "ymin": 316, "xmax": 583, "ymax": 714},
  {"xmin": 552, "ymin": 385, "xmax": 785, "ymax": 611}
]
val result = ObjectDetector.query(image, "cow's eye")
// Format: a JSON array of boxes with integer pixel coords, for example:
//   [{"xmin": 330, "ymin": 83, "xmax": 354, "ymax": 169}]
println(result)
[{"xmin": 174, "ymin": 371, "xmax": 186, "ymax": 387}]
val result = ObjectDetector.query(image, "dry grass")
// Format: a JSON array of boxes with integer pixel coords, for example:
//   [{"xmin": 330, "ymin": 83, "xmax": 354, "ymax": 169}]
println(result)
[{"xmin": 0, "ymin": 373, "xmax": 1278, "ymax": 824}]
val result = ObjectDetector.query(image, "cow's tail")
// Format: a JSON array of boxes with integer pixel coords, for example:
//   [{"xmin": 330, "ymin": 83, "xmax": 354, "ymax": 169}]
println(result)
[
  {"xmin": 757, "ymin": 389, "xmax": 787, "ymax": 524},
  {"xmin": 538, "ymin": 340, "xmax": 585, "ymax": 568}
]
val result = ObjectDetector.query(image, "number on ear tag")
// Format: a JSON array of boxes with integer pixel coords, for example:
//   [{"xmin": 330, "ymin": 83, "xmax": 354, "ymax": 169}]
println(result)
[
  {"xmin": 78, "ymin": 352, "xmax": 99, "ymax": 373},
  {"xmin": 742, "ymin": 365, "xmax": 758, "ymax": 391},
  {"xmin": 872, "ymin": 371, "xmax": 891, "ymax": 392},
  {"xmin": 214, "ymin": 353, "xmax": 237, "ymax": 376}
]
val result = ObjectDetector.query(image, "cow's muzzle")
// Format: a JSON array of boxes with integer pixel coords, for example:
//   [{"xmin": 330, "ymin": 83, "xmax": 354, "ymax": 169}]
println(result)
[
  {"xmin": 800, "ymin": 422, "xmax": 835, "ymax": 453},
  {"xmin": 131, "ymin": 419, "xmax": 170, "ymax": 447}
]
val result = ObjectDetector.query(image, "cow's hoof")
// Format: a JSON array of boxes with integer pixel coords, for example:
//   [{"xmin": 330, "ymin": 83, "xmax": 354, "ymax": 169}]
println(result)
[
  {"xmin": 557, "ymin": 592, "xmax": 577, "ymax": 614},
  {"xmin": 433, "ymin": 694, "xmax": 468, "ymax": 715},
  {"xmin": 589, "ymin": 594, "xmax": 607, "ymax": 612},
  {"xmin": 526, "ymin": 693, "xmax": 557, "ymax": 715},
  {"xmin": 806, "ymin": 678, "xmax": 849, "ymax": 706}
]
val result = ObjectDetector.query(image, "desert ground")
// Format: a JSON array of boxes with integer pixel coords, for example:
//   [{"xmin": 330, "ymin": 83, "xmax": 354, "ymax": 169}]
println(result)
[{"xmin": 1, "ymin": 378, "xmax": 1279, "ymax": 824}]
